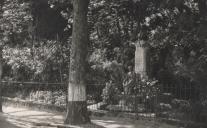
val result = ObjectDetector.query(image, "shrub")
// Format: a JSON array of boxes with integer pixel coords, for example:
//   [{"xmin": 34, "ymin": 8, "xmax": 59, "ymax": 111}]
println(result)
[
  {"xmin": 124, "ymin": 75, "xmax": 160, "ymax": 112},
  {"xmin": 102, "ymin": 81, "xmax": 120, "ymax": 104},
  {"xmin": 171, "ymin": 99, "xmax": 191, "ymax": 113}
]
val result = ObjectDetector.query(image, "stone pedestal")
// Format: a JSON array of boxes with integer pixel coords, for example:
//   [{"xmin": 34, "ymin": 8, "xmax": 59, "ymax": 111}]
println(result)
[{"xmin": 135, "ymin": 41, "xmax": 148, "ymax": 77}]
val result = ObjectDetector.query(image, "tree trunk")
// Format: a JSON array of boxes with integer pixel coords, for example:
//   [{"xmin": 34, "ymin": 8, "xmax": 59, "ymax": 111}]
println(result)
[
  {"xmin": 0, "ymin": 48, "xmax": 3, "ymax": 112},
  {"xmin": 0, "ymin": 0, "xmax": 4, "ymax": 113},
  {"xmin": 64, "ymin": 0, "xmax": 90, "ymax": 125}
]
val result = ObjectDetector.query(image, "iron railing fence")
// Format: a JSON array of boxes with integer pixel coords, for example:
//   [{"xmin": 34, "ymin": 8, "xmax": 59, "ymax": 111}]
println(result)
[{"xmin": 0, "ymin": 81, "xmax": 206, "ymax": 124}]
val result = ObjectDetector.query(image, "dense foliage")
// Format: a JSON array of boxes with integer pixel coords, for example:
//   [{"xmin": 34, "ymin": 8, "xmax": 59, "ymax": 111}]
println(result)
[{"xmin": 0, "ymin": 0, "xmax": 207, "ymax": 104}]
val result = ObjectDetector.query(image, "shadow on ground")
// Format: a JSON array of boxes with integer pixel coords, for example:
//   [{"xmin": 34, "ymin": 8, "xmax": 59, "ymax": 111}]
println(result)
[
  {"xmin": 2, "ymin": 106, "xmax": 178, "ymax": 128},
  {"xmin": 57, "ymin": 123, "xmax": 105, "ymax": 128},
  {"xmin": 0, "ymin": 115, "xmax": 21, "ymax": 128}
]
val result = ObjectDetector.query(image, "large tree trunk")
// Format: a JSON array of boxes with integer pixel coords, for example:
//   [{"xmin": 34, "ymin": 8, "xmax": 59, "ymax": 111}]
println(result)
[
  {"xmin": 64, "ymin": 0, "xmax": 90, "ymax": 125},
  {"xmin": 0, "ymin": 0, "xmax": 4, "ymax": 113},
  {"xmin": 0, "ymin": 49, "xmax": 3, "ymax": 112}
]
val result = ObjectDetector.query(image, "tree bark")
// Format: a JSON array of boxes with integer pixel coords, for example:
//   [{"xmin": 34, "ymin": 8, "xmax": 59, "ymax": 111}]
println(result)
[
  {"xmin": 0, "ymin": 0, "xmax": 5, "ymax": 113},
  {"xmin": 64, "ymin": 0, "xmax": 90, "ymax": 125},
  {"xmin": 0, "ymin": 48, "xmax": 3, "ymax": 112}
]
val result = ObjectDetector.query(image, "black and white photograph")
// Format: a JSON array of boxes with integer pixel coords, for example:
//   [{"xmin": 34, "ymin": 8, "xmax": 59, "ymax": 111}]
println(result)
[{"xmin": 0, "ymin": 0, "xmax": 207, "ymax": 127}]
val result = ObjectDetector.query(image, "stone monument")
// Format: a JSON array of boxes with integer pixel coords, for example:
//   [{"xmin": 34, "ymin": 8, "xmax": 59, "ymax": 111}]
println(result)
[{"xmin": 135, "ymin": 40, "xmax": 147, "ymax": 78}]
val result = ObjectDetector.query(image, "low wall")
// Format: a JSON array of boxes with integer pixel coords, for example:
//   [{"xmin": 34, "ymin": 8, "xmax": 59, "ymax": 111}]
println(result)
[{"xmin": 2, "ymin": 97, "xmax": 66, "ymax": 113}]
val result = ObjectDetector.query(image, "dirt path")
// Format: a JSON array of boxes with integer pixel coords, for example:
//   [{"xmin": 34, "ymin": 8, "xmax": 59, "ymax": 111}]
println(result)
[
  {"xmin": 0, "ymin": 114, "xmax": 20, "ymax": 128},
  {"xmin": 0, "ymin": 106, "xmax": 177, "ymax": 128}
]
